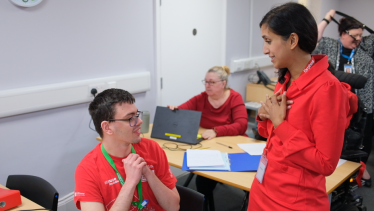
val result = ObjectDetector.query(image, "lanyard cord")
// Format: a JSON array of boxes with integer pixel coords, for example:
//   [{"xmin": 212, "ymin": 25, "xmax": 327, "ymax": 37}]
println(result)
[
  {"xmin": 339, "ymin": 39, "xmax": 355, "ymax": 63},
  {"xmin": 101, "ymin": 144, "xmax": 143, "ymax": 208}
]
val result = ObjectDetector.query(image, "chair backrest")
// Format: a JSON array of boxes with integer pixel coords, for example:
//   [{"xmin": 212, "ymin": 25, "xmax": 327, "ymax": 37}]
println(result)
[
  {"xmin": 6, "ymin": 175, "xmax": 59, "ymax": 211},
  {"xmin": 176, "ymin": 185, "xmax": 204, "ymax": 211}
]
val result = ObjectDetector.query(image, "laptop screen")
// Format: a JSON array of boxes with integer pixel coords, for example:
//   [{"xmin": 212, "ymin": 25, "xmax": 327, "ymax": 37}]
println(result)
[{"xmin": 151, "ymin": 106, "xmax": 202, "ymax": 145}]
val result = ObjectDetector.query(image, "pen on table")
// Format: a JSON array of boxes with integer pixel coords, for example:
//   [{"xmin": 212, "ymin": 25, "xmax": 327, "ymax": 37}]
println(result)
[{"xmin": 216, "ymin": 142, "xmax": 232, "ymax": 149}]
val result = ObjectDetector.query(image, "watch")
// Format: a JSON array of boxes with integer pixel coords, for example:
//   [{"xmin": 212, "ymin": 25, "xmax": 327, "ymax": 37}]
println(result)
[{"xmin": 9, "ymin": 0, "xmax": 43, "ymax": 7}]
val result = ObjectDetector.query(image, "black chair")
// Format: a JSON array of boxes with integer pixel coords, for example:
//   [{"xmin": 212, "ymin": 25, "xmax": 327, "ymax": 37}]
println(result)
[
  {"xmin": 6, "ymin": 175, "xmax": 59, "ymax": 211},
  {"xmin": 176, "ymin": 185, "xmax": 204, "ymax": 211}
]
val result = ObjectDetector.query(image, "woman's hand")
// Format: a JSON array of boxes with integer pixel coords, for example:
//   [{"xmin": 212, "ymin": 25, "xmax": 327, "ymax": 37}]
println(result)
[
  {"xmin": 325, "ymin": 9, "xmax": 336, "ymax": 22},
  {"xmin": 202, "ymin": 129, "xmax": 217, "ymax": 140},
  {"xmin": 258, "ymin": 103, "xmax": 270, "ymax": 121},
  {"xmin": 260, "ymin": 91, "xmax": 287, "ymax": 128},
  {"xmin": 167, "ymin": 105, "xmax": 178, "ymax": 110},
  {"xmin": 258, "ymin": 88, "xmax": 293, "ymax": 121}
]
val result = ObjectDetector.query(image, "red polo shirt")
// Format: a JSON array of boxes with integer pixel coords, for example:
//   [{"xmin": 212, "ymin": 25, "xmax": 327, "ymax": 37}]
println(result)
[{"xmin": 74, "ymin": 138, "xmax": 177, "ymax": 211}]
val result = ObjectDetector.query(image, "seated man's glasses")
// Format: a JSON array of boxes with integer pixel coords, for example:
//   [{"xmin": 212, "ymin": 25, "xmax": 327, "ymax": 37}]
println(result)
[
  {"xmin": 108, "ymin": 111, "xmax": 143, "ymax": 127},
  {"xmin": 202, "ymin": 80, "xmax": 223, "ymax": 86}
]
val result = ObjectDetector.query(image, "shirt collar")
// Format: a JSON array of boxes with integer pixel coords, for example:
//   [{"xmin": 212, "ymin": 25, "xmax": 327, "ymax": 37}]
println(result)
[{"xmin": 283, "ymin": 55, "xmax": 328, "ymax": 91}]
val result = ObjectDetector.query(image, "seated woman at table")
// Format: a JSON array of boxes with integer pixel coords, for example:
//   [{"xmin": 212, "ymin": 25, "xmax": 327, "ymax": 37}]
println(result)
[
  {"xmin": 168, "ymin": 65, "xmax": 248, "ymax": 210},
  {"xmin": 168, "ymin": 65, "xmax": 248, "ymax": 139}
]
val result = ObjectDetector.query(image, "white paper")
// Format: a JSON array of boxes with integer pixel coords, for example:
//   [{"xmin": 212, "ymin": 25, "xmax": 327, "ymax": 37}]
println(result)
[
  {"xmin": 237, "ymin": 143, "xmax": 266, "ymax": 155},
  {"xmin": 337, "ymin": 159, "xmax": 347, "ymax": 168},
  {"xmin": 189, "ymin": 153, "xmax": 231, "ymax": 171},
  {"xmin": 186, "ymin": 149, "xmax": 224, "ymax": 167}
]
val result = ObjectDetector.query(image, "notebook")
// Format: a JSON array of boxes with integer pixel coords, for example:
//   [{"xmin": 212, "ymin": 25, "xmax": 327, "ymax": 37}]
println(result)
[{"xmin": 151, "ymin": 106, "xmax": 203, "ymax": 145}]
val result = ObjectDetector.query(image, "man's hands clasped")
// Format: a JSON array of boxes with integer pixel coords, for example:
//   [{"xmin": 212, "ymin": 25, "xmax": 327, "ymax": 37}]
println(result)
[{"xmin": 122, "ymin": 154, "xmax": 149, "ymax": 186}]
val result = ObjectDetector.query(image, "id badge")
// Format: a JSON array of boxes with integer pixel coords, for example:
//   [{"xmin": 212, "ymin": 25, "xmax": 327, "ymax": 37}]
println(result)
[
  {"xmin": 344, "ymin": 64, "xmax": 353, "ymax": 73},
  {"xmin": 256, "ymin": 154, "xmax": 268, "ymax": 183}
]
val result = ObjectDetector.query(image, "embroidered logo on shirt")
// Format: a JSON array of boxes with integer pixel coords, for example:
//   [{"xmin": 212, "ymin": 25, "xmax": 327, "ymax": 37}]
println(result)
[
  {"xmin": 141, "ymin": 175, "xmax": 147, "ymax": 182},
  {"xmin": 75, "ymin": 192, "xmax": 85, "ymax": 197},
  {"xmin": 169, "ymin": 168, "xmax": 174, "ymax": 178},
  {"xmin": 141, "ymin": 165, "xmax": 155, "ymax": 182},
  {"xmin": 303, "ymin": 58, "xmax": 315, "ymax": 73},
  {"xmin": 104, "ymin": 178, "xmax": 119, "ymax": 186}
]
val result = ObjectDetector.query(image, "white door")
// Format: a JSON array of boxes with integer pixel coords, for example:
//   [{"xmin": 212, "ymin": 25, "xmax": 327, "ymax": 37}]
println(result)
[{"xmin": 157, "ymin": 0, "xmax": 226, "ymax": 106}]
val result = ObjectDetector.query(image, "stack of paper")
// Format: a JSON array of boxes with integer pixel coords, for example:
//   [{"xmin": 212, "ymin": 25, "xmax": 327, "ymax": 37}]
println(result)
[
  {"xmin": 337, "ymin": 159, "xmax": 347, "ymax": 167},
  {"xmin": 237, "ymin": 143, "xmax": 266, "ymax": 155},
  {"xmin": 186, "ymin": 149, "xmax": 230, "ymax": 171},
  {"xmin": 182, "ymin": 152, "xmax": 261, "ymax": 172}
]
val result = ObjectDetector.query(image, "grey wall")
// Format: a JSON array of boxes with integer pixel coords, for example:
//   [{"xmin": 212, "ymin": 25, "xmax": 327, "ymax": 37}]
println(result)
[
  {"xmin": 319, "ymin": 0, "xmax": 340, "ymax": 39},
  {"xmin": 336, "ymin": 0, "xmax": 374, "ymax": 37},
  {"xmin": 319, "ymin": 0, "xmax": 374, "ymax": 39},
  {"xmin": 225, "ymin": 0, "xmax": 251, "ymax": 66},
  {"xmin": 226, "ymin": 0, "xmax": 293, "ymax": 98},
  {"xmin": 0, "ymin": 1, "xmax": 157, "ymax": 197},
  {"xmin": 250, "ymin": 0, "xmax": 297, "ymax": 58},
  {"xmin": 225, "ymin": 0, "xmax": 251, "ymax": 97}
]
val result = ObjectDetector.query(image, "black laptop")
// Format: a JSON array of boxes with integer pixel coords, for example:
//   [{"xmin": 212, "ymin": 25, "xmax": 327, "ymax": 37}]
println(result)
[{"xmin": 151, "ymin": 106, "xmax": 203, "ymax": 145}]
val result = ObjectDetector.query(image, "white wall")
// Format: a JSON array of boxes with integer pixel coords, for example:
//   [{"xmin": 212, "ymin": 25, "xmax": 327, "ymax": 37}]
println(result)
[{"xmin": 0, "ymin": 0, "xmax": 157, "ymax": 199}]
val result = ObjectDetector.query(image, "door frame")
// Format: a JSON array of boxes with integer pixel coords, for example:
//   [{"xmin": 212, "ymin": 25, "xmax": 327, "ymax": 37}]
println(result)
[{"xmin": 154, "ymin": 0, "xmax": 227, "ymax": 105}]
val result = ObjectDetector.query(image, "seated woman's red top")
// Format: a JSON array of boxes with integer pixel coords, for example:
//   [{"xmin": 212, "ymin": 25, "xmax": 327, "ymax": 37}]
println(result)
[{"xmin": 178, "ymin": 89, "xmax": 248, "ymax": 137}]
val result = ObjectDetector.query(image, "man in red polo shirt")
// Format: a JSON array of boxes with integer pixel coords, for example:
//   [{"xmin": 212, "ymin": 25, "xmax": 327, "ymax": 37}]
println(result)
[{"xmin": 74, "ymin": 89, "xmax": 180, "ymax": 211}]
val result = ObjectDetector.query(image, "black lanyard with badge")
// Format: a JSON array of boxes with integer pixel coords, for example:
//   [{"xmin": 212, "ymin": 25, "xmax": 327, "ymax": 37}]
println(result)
[{"xmin": 101, "ymin": 144, "xmax": 149, "ymax": 210}]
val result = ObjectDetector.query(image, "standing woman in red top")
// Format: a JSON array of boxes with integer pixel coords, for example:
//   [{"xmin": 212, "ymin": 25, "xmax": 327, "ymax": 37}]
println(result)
[
  {"xmin": 168, "ymin": 65, "xmax": 248, "ymax": 210},
  {"xmin": 248, "ymin": 2, "xmax": 350, "ymax": 211}
]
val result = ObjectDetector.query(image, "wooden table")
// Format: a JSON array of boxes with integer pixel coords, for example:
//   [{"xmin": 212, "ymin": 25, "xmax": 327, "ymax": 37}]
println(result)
[
  {"xmin": 97, "ymin": 126, "xmax": 361, "ymax": 194},
  {"xmin": 0, "ymin": 184, "xmax": 44, "ymax": 211}
]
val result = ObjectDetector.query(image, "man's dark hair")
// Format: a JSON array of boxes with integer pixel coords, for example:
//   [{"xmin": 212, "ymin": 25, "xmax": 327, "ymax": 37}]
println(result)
[
  {"xmin": 89, "ymin": 88, "xmax": 135, "ymax": 137},
  {"xmin": 259, "ymin": 2, "xmax": 317, "ymax": 84},
  {"xmin": 339, "ymin": 17, "xmax": 364, "ymax": 36}
]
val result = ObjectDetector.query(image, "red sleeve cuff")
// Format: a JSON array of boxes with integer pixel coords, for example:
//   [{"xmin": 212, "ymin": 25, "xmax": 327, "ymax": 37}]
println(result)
[
  {"xmin": 256, "ymin": 115, "xmax": 267, "ymax": 126},
  {"xmin": 213, "ymin": 127, "xmax": 219, "ymax": 136}
]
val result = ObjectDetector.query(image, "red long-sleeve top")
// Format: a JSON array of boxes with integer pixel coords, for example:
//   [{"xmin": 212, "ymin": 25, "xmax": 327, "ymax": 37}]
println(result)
[
  {"xmin": 178, "ymin": 89, "xmax": 248, "ymax": 137},
  {"xmin": 342, "ymin": 82, "xmax": 358, "ymax": 128},
  {"xmin": 248, "ymin": 55, "xmax": 350, "ymax": 211}
]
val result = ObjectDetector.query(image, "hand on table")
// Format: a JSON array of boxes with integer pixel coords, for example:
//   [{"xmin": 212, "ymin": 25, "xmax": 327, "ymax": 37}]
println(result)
[{"xmin": 202, "ymin": 129, "xmax": 217, "ymax": 140}]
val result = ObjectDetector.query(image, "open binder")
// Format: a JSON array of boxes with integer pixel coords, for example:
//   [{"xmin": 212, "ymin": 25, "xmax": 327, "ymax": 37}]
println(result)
[{"xmin": 181, "ymin": 152, "xmax": 261, "ymax": 172}]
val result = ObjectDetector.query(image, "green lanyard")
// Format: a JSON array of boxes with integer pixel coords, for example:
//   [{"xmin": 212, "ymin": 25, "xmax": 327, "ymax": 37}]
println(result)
[{"xmin": 101, "ymin": 144, "xmax": 146, "ymax": 210}]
